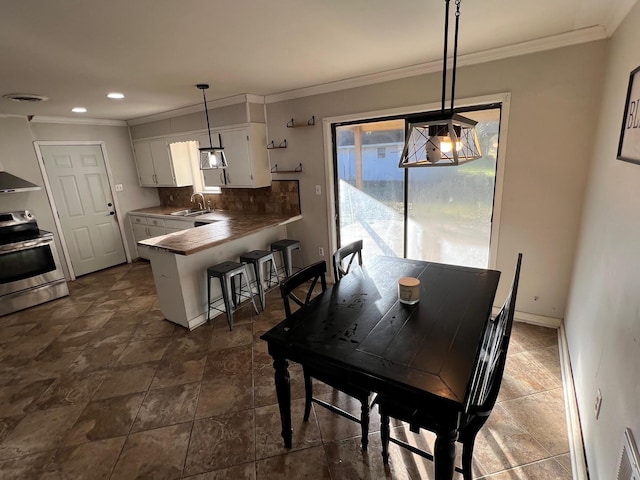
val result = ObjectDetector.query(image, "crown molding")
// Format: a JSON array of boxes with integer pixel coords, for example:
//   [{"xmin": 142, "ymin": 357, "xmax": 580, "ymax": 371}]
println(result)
[
  {"xmin": 127, "ymin": 93, "xmax": 265, "ymax": 126},
  {"xmin": 265, "ymin": 25, "xmax": 608, "ymax": 104},
  {"xmin": 29, "ymin": 115, "xmax": 127, "ymax": 126}
]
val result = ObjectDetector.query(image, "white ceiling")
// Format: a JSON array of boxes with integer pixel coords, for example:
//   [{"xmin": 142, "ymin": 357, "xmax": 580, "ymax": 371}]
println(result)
[{"xmin": 0, "ymin": 0, "xmax": 636, "ymax": 122}]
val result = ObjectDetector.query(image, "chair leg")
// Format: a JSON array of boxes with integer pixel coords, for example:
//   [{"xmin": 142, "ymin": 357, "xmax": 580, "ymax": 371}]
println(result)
[
  {"xmin": 206, "ymin": 274, "xmax": 211, "ymax": 322},
  {"xmin": 381, "ymin": 411, "xmax": 390, "ymax": 465},
  {"xmin": 254, "ymin": 261, "xmax": 265, "ymax": 311},
  {"xmin": 360, "ymin": 396, "xmax": 370, "ymax": 451},
  {"xmin": 242, "ymin": 267, "xmax": 259, "ymax": 315},
  {"xmin": 222, "ymin": 276, "xmax": 234, "ymax": 331},
  {"xmin": 461, "ymin": 438, "xmax": 475, "ymax": 480},
  {"xmin": 303, "ymin": 371, "xmax": 313, "ymax": 421}
]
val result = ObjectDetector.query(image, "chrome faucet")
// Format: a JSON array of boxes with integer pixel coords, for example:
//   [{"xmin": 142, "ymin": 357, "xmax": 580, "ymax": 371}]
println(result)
[{"xmin": 190, "ymin": 192, "xmax": 205, "ymax": 210}]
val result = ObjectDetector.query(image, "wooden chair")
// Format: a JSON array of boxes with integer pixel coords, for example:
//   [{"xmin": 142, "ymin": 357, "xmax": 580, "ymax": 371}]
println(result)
[
  {"xmin": 280, "ymin": 260, "xmax": 373, "ymax": 450},
  {"xmin": 378, "ymin": 253, "xmax": 523, "ymax": 479},
  {"xmin": 332, "ymin": 239, "xmax": 363, "ymax": 283}
]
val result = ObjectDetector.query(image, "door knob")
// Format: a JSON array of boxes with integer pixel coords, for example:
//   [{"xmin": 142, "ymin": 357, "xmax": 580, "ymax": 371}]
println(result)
[{"xmin": 108, "ymin": 211, "xmax": 115, "ymax": 216}]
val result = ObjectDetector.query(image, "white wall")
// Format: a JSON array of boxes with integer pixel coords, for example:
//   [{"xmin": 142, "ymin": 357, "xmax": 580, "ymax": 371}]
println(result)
[
  {"xmin": 565, "ymin": 3, "xmax": 640, "ymax": 478},
  {"xmin": 266, "ymin": 40, "xmax": 606, "ymax": 319}
]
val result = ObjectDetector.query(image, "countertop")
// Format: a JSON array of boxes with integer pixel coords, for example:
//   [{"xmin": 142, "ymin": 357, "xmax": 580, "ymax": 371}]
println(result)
[{"xmin": 131, "ymin": 206, "xmax": 301, "ymax": 256}]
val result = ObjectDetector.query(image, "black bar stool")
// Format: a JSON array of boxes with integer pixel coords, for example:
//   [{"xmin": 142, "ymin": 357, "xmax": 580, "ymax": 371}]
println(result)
[
  {"xmin": 271, "ymin": 239, "xmax": 302, "ymax": 277},
  {"xmin": 207, "ymin": 261, "xmax": 259, "ymax": 330},
  {"xmin": 239, "ymin": 250, "xmax": 281, "ymax": 310}
]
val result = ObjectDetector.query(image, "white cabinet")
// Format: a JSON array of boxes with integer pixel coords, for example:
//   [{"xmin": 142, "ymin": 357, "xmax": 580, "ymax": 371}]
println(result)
[
  {"xmin": 201, "ymin": 123, "xmax": 271, "ymax": 188},
  {"xmin": 133, "ymin": 139, "xmax": 193, "ymax": 187},
  {"xmin": 130, "ymin": 214, "xmax": 195, "ymax": 259}
]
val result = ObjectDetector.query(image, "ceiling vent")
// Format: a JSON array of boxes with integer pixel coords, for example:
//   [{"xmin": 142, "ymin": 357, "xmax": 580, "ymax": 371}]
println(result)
[{"xmin": 2, "ymin": 93, "xmax": 49, "ymax": 103}]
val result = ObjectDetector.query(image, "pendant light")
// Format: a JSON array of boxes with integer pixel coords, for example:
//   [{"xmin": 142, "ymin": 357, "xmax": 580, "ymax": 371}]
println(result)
[
  {"xmin": 197, "ymin": 83, "xmax": 227, "ymax": 170},
  {"xmin": 399, "ymin": 0, "xmax": 481, "ymax": 168}
]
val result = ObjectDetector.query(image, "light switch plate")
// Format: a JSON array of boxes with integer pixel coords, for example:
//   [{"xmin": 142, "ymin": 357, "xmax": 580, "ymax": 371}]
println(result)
[{"xmin": 315, "ymin": 185, "xmax": 321, "ymax": 195}]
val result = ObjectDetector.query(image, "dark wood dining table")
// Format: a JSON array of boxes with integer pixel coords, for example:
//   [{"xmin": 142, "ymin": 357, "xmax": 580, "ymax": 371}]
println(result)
[{"xmin": 260, "ymin": 256, "xmax": 501, "ymax": 480}]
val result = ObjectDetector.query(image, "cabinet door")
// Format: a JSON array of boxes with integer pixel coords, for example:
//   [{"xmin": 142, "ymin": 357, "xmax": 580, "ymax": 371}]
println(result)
[
  {"xmin": 131, "ymin": 222, "xmax": 149, "ymax": 242},
  {"xmin": 133, "ymin": 142, "xmax": 157, "ymax": 186},
  {"xmin": 222, "ymin": 129, "xmax": 253, "ymax": 187},
  {"xmin": 149, "ymin": 139, "xmax": 175, "ymax": 186},
  {"xmin": 147, "ymin": 225, "xmax": 166, "ymax": 238}
]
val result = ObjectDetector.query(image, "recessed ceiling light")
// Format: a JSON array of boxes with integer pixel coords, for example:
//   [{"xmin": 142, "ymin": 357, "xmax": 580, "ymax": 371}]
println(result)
[
  {"xmin": 72, "ymin": 107, "xmax": 87, "ymax": 113},
  {"xmin": 106, "ymin": 92, "xmax": 125, "ymax": 99}
]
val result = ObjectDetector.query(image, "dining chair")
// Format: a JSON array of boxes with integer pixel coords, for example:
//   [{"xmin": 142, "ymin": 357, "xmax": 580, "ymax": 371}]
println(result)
[
  {"xmin": 377, "ymin": 253, "xmax": 523, "ymax": 479},
  {"xmin": 332, "ymin": 239, "xmax": 363, "ymax": 283},
  {"xmin": 280, "ymin": 260, "xmax": 373, "ymax": 450}
]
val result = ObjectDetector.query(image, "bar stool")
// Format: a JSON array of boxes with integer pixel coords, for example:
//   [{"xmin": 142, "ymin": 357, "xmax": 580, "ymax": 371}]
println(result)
[
  {"xmin": 207, "ymin": 261, "xmax": 259, "ymax": 330},
  {"xmin": 271, "ymin": 239, "xmax": 302, "ymax": 278},
  {"xmin": 239, "ymin": 250, "xmax": 281, "ymax": 311}
]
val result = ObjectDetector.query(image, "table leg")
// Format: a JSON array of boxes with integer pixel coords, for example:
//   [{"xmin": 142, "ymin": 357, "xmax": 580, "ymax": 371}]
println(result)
[
  {"xmin": 434, "ymin": 428, "xmax": 457, "ymax": 480},
  {"xmin": 273, "ymin": 356, "xmax": 292, "ymax": 448}
]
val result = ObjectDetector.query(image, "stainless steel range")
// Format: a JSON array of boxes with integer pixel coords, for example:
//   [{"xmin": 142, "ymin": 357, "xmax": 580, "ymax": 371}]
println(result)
[{"xmin": 0, "ymin": 210, "xmax": 69, "ymax": 316}]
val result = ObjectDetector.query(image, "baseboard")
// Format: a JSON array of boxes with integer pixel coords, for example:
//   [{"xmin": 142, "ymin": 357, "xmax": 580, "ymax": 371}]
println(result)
[
  {"xmin": 558, "ymin": 323, "xmax": 590, "ymax": 479},
  {"xmin": 491, "ymin": 308, "xmax": 562, "ymax": 328}
]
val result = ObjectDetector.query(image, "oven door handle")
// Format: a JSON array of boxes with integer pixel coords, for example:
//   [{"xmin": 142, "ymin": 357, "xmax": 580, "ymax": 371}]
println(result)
[{"xmin": 1, "ymin": 236, "xmax": 53, "ymax": 253}]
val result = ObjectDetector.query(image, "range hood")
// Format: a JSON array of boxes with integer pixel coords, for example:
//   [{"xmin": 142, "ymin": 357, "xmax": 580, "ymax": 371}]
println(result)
[{"xmin": 0, "ymin": 171, "xmax": 42, "ymax": 194}]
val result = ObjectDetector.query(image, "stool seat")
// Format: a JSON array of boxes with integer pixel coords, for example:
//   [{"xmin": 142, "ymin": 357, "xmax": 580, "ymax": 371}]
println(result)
[
  {"xmin": 271, "ymin": 239, "xmax": 301, "ymax": 249},
  {"xmin": 207, "ymin": 260, "xmax": 259, "ymax": 330},
  {"xmin": 271, "ymin": 239, "xmax": 302, "ymax": 278},
  {"xmin": 240, "ymin": 250, "xmax": 273, "ymax": 262},
  {"xmin": 207, "ymin": 261, "xmax": 245, "ymax": 276},
  {"xmin": 240, "ymin": 250, "xmax": 281, "ymax": 311}
]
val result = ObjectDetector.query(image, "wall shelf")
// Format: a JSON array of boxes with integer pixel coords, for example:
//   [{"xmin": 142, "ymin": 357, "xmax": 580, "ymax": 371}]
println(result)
[
  {"xmin": 267, "ymin": 140, "xmax": 287, "ymax": 149},
  {"xmin": 286, "ymin": 116, "xmax": 315, "ymax": 128},
  {"xmin": 271, "ymin": 163, "xmax": 303, "ymax": 174}
]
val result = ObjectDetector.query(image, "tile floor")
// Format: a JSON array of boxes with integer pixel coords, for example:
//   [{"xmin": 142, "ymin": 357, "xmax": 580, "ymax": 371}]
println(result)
[{"xmin": 0, "ymin": 262, "xmax": 572, "ymax": 479}]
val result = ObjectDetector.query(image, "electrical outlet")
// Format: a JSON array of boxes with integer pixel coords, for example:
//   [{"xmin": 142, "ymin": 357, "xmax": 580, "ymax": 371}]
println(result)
[
  {"xmin": 115, "ymin": 184, "xmax": 124, "ymax": 192},
  {"xmin": 315, "ymin": 185, "xmax": 321, "ymax": 195},
  {"xmin": 595, "ymin": 388, "xmax": 602, "ymax": 419},
  {"xmin": 318, "ymin": 247, "xmax": 324, "ymax": 257}
]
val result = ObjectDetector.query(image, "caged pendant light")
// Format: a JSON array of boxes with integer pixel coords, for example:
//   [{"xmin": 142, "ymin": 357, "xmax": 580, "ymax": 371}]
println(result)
[
  {"xmin": 399, "ymin": 0, "xmax": 482, "ymax": 168},
  {"xmin": 197, "ymin": 84, "xmax": 228, "ymax": 170}
]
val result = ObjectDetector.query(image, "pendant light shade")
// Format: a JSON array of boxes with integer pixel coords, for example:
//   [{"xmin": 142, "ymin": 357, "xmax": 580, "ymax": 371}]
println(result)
[
  {"xmin": 399, "ymin": 0, "xmax": 481, "ymax": 168},
  {"xmin": 197, "ymin": 84, "xmax": 227, "ymax": 170}
]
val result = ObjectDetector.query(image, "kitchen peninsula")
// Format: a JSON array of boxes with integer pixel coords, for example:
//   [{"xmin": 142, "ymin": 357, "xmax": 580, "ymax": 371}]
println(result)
[{"xmin": 134, "ymin": 207, "xmax": 301, "ymax": 330}]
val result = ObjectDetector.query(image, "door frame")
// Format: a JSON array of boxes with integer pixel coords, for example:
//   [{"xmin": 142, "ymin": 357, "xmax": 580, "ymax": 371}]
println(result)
[
  {"xmin": 322, "ymin": 92, "xmax": 511, "ymax": 270},
  {"xmin": 34, "ymin": 141, "xmax": 132, "ymax": 280}
]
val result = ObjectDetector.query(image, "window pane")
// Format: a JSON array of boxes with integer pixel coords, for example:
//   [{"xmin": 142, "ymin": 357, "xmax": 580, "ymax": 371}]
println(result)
[
  {"xmin": 335, "ymin": 120, "xmax": 405, "ymax": 263},
  {"xmin": 406, "ymin": 108, "xmax": 499, "ymax": 267}
]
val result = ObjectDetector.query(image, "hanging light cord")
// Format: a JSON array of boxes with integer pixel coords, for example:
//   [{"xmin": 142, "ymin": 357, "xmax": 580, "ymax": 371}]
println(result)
[
  {"xmin": 200, "ymin": 87, "xmax": 214, "ymax": 148},
  {"xmin": 441, "ymin": 0, "xmax": 450, "ymax": 113},
  {"xmin": 450, "ymin": 0, "xmax": 461, "ymax": 112}
]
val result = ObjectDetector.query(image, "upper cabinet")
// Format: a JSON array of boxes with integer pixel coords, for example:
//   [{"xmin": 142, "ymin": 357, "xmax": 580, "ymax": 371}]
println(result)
[
  {"xmin": 133, "ymin": 138, "xmax": 193, "ymax": 187},
  {"xmin": 202, "ymin": 123, "xmax": 270, "ymax": 188}
]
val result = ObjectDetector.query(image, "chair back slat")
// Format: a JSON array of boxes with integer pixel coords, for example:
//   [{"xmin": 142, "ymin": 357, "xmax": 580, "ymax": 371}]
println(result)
[
  {"xmin": 466, "ymin": 253, "xmax": 522, "ymax": 413},
  {"xmin": 332, "ymin": 240, "xmax": 363, "ymax": 283},
  {"xmin": 280, "ymin": 261, "xmax": 328, "ymax": 317}
]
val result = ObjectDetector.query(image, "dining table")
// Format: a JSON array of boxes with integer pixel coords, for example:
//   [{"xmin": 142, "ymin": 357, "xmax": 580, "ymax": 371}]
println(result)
[{"xmin": 260, "ymin": 255, "xmax": 501, "ymax": 480}]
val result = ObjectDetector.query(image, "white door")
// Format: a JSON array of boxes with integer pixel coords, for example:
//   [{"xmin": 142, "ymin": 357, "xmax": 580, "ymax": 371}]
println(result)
[{"xmin": 41, "ymin": 144, "xmax": 127, "ymax": 276}]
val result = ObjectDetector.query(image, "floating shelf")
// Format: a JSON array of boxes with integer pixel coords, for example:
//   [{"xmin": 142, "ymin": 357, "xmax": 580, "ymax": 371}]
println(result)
[
  {"xmin": 286, "ymin": 116, "xmax": 315, "ymax": 128},
  {"xmin": 267, "ymin": 140, "xmax": 287, "ymax": 149},
  {"xmin": 271, "ymin": 163, "xmax": 303, "ymax": 174}
]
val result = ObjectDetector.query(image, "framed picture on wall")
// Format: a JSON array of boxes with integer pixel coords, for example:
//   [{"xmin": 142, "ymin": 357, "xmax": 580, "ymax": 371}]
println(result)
[{"xmin": 617, "ymin": 65, "xmax": 640, "ymax": 165}]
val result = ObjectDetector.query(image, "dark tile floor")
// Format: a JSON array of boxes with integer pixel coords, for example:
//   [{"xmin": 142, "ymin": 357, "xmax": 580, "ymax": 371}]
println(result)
[{"xmin": 0, "ymin": 262, "xmax": 572, "ymax": 479}]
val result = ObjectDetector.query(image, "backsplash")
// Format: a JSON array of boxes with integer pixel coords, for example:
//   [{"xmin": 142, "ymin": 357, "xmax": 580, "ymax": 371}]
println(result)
[{"xmin": 157, "ymin": 180, "xmax": 301, "ymax": 215}]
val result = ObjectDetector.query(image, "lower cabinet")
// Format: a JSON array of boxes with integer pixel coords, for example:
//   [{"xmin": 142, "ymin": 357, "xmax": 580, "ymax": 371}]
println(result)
[{"xmin": 130, "ymin": 214, "xmax": 194, "ymax": 259}]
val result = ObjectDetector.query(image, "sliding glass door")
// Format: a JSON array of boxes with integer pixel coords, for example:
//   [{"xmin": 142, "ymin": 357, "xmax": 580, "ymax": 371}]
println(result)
[{"xmin": 333, "ymin": 106, "xmax": 500, "ymax": 268}]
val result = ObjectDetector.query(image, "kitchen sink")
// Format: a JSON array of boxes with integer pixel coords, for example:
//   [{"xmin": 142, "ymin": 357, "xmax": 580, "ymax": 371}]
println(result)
[{"xmin": 169, "ymin": 209, "xmax": 210, "ymax": 217}]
